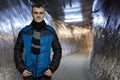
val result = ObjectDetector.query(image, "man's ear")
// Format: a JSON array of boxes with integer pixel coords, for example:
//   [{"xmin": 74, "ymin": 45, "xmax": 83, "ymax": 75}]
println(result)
[
  {"xmin": 31, "ymin": 12, "xmax": 33, "ymax": 17},
  {"xmin": 44, "ymin": 11, "xmax": 46, "ymax": 16}
]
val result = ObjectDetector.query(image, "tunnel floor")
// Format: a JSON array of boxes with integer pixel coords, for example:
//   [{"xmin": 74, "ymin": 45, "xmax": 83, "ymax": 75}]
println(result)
[{"xmin": 52, "ymin": 52, "xmax": 90, "ymax": 80}]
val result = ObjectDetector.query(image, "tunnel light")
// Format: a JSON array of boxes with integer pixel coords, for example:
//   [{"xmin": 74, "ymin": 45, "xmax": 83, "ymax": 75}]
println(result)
[
  {"xmin": 64, "ymin": 18, "xmax": 83, "ymax": 23},
  {"xmin": 64, "ymin": 13, "xmax": 83, "ymax": 23},
  {"xmin": 64, "ymin": 7, "xmax": 81, "ymax": 13},
  {"xmin": 63, "ymin": 1, "xmax": 83, "ymax": 23}
]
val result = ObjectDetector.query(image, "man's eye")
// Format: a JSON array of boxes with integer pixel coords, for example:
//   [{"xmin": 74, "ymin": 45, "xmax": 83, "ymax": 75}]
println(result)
[
  {"xmin": 33, "ymin": 12, "xmax": 44, "ymax": 14},
  {"xmin": 39, "ymin": 12, "xmax": 44, "ymax": 14},
  {"xmin": 40, "ymin": 12, "xmax": 44, "ymax": 14},
  {"xmin": 33, "ymin": 12, "xmax": 38, "ymax": 14}
]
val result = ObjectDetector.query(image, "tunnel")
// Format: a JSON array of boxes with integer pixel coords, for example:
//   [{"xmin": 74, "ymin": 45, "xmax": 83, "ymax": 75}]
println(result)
[{"xmin": 0, "ymin": 0, "xmax": 119, "ymax": 80}]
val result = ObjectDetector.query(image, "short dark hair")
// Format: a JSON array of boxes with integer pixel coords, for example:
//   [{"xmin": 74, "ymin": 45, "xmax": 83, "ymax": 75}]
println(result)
[{"xmin": 32, "ymin": 3, "xmax": 45, "ymax": 10}]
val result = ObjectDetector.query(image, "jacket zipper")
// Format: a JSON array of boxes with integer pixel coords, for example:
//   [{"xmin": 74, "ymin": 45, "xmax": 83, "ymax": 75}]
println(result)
[{"xmin": 35, "ymin": 54, "xmax": 38, "ymax": 78}]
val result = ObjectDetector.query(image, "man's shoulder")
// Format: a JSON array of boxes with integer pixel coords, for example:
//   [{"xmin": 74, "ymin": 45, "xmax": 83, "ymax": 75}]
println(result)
[
  {"xmin": 45, "ymin": 25, "xmax": 55, "ymax": 32},
  {"xmin": 21, "ymin": 25, "xmax": 32, "ymax": 32}
]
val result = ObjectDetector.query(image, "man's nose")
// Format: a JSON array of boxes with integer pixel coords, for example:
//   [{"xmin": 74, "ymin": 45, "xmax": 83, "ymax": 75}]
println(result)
[{"xmin": 37, "ymin": 16, "xmax": 40, "ymax": 18}]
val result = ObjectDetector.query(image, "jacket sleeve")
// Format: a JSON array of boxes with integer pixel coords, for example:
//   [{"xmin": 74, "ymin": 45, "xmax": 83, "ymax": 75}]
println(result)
[
  {"xmin": 49, "ymin": 32, "xmax": 62, "ymax": 73},
  {"xmin": 14, "ymin": 30, "xmax": 26, "ymax": 73}
]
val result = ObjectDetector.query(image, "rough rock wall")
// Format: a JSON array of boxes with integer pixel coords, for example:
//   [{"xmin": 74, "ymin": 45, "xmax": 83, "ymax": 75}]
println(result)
[
  {"xmin": 90, "ymin": 0, "xmax": 120, "ymax": 80},
  {"xmin": 0, "ymin": 0, "xmax": 31, "ymax": 80}
]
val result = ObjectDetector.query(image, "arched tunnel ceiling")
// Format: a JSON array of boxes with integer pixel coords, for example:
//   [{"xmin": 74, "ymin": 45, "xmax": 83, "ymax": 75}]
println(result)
[
  {"xmin": 30, "ymin": 0, "xmax": 93, "ymax": 26},
  {"xmin": 0, "ymin": 0, "xmax": 119, "ymax": 29},
  {"xmin": 0, "ymin": 0, "xmax": 93, "ymax": 26}
]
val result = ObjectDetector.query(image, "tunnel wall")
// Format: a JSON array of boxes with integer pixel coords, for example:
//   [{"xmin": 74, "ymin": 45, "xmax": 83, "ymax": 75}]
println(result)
[
  {"xmin": 90, "ymin": 0, "xmax": 120, "ymax": 80},
  {"xmin": 0, "ymin": 1, "xmax": 31, "ymax": 80}
]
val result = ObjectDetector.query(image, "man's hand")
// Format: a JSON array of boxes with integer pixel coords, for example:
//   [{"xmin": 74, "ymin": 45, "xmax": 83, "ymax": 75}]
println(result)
[
  {"xmin": 44, "ymin": 69, "xmax": 52, "ymax": 77},
  {"xmin": 22, "ymin": 70, "xmax": 32, "ymax": 77}
]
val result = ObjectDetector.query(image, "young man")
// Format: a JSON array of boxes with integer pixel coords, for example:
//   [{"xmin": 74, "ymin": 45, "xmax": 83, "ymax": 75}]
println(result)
[{"xmin": 14, "ymin": 3, "xmax": 62, "ymax": 80}]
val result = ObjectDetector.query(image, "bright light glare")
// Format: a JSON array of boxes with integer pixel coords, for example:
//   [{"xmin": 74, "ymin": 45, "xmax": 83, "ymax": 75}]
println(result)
[
  {"xmin": 64, "ymin": 7, "xmax": 80, "ymax": 13},
  {"xmin": 92, "ymin": 0, "xmax": 98, "ymax": 12},
  {"xmin": 64, "ymin": 18, "xmax": 83, "ymax": 23},
  {"xmin": 93, "ymin": 12, "xmax": 105, "ymax": 27},
  {"xmin": 72, "ymin": 26, "xmax": 90, "ymax": 40},
  {"xmin": 63, "ymin": 1, "xmax": 83, "ymax": 23},
  {"xmin": 57, "ymin": 24, "xmax": 73, "ymax": 39},
  {"xmin": 65, "ymin": 13, "xmax": 83, "ymax": 19},
  {"xmin": 56, "ymin": 21, "xmax": 91, "ymax": 40},
  {"xmin": 93, "ymin": 16, "xmax": 104, "ymax": 23}
]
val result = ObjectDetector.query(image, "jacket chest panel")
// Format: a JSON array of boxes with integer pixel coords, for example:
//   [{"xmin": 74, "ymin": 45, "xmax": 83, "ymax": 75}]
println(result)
[{"xmin": 22, "ymin": 34, "xmax": 53, "ymax": 52}]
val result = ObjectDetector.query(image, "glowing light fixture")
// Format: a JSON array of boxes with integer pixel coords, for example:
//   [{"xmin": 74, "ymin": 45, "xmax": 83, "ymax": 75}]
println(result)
[{"xmin": 63, "ymin": 1, "xmax": 83, "ymax": 23}]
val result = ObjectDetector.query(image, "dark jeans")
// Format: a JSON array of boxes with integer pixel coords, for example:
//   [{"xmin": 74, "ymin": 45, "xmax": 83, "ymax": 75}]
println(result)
[{"xmin": 23, "ymin": 76, "xmax": 51, "ymax": 80}]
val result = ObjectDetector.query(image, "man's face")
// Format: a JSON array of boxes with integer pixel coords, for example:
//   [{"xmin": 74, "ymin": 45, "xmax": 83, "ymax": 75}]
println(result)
[{"xmin": 32, "ymin": 7, "xmax": 45, "ymax": 23}]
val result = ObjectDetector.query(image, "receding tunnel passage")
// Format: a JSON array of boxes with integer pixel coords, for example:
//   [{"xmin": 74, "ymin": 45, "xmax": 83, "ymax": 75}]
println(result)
[{"xmin": 0, "ymin": 0, "xmax": 119, "ymax": 80}]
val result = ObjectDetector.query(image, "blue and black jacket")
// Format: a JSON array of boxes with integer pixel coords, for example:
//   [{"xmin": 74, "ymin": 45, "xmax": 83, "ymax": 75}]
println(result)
[{"xmin": 14, "ymin": 24, "xmax": 62, "ymax": 78}]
